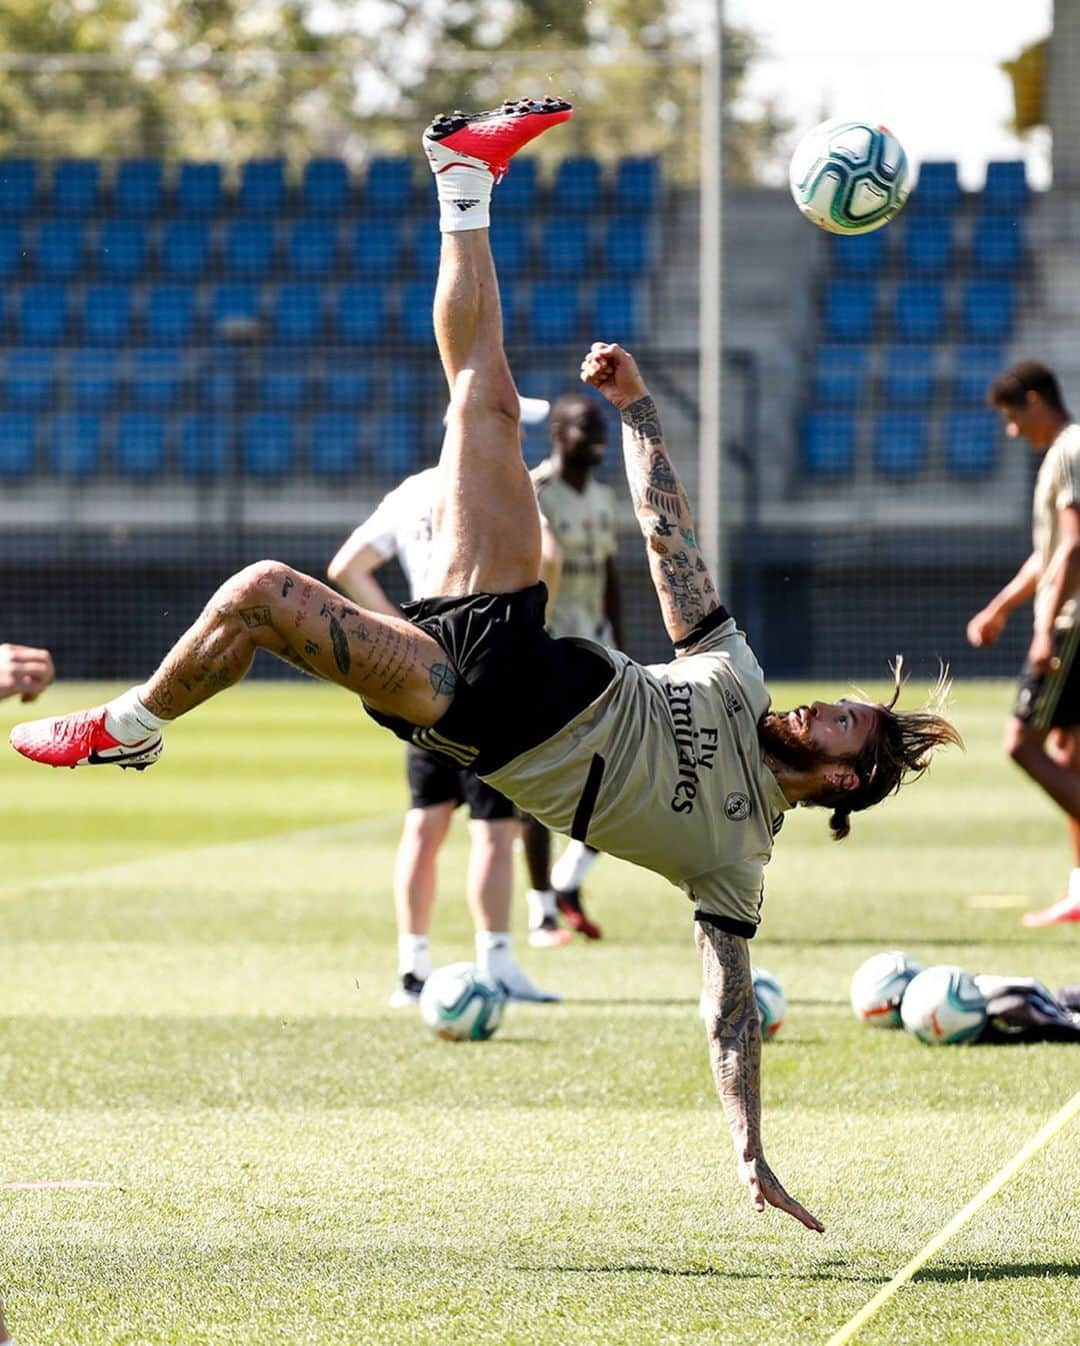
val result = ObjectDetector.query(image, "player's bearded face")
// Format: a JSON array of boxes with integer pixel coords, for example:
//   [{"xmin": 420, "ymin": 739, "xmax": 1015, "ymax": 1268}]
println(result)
[{"xmin": 758, "ymin": 710, "xmax": 837, "ymax": 772}]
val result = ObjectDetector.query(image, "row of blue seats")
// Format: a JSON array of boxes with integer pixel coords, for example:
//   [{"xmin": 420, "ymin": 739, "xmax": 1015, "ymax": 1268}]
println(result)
[
  {"xmin": 813, "ymin": 345, "xmax": 1003, "ymax": 408},
  {"xmin": 0, "ymin": 349, "xmax": 441, "ymax": 412},
  {"xmin": 803, "ymin": 409, "xmax": 1001, "ymax": 477},
  {"xmin": 909, "ymin": 160, "xmax": 1029, "ymax": 214},
  {"xmin": 825, "ymin": 279, "xmax": 1013, "ymax": 344},
  {"xmin": 0, "ymin": 214, "xmax": 651, "ymax": 282},
  {"xmin": 833, "ymin": 215, "xmax": 1024, "ymax": 277},
  {"xmin": 0, "ymin": 278, "xmax": 640, "ymax": 346},
  {"xmin": 0, "ymin": 156, "xmax": 661, "ymax": 218},
  {"xmin": 0, "ymin": 410, "xmax": 428, "ymax": 479}
]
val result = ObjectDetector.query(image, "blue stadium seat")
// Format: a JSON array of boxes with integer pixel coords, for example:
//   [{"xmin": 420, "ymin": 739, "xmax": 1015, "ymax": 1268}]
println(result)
[
  {"xmin": 209, "ymin": 282, "xmax": 259, "ymax": 333},
  {"xmin": 409, "ymin": 219, "xmax": 441, "ymax": 278},
  {"xmin": 902, "ymin": 216, "xmax": 954, "ymax": 276},
  {"xmin": 0, "ymin": 220, "xmax": 24, "ymax": 279},
  {"xmin": 116, "ymin": 412, "xmax": 168, "ymax": 476},
  {"xmin": 113, "ymin": 158, "xmax": 163, "ymax": 215},
  {"xmin": 160, "ymin": 219, "xmax": 210, "ymax": 279},
  {"xmin": 35, "ymin": 219, "xmax": 84, "ymax": 280},
  {"xmin": 82, "ymin": 284, "xmax": 132, "ymax": 345},
  {"xmin": 96, "ymin": 218, "xmax": 147, "ymax": 279},
  {"xmin": 490, "ymin": 216, "xmax": 528, "ymax": 278},
  {"xmin": 131, "ymin": 348, "xmax": 184, "ymax": 410},
  {"xmin": 271, "ymin": 283, "xmax": 323, "ymax": 344},
  {"xmin": 604, "ymin": 217, "xmax": 650, "ymax": 276},
  {"xmin": 943, "ymin": 410, "xmax": 999, "ymax": 475},
  {"xmin": 831, "ymin": 230, "xmax": 887, "ymax": 277},
  {"xmin": 224, "ymin": 219, "xmax": 275, "ymax": 278},
  {"xmin": 912, "ymin": 161, "xmax": 960, "ymax": 213},
  {"xmin": 802, "ymin": 410, "xmax": 856, "ymax": 477},
  {"xmin": 311, "ymin": 411, "xmax": 362, "ymax": 476},
  {"xmin": 400, "ymin": 280, "xmax": 434, "ymax": 345},
  {"xmin": 18, "ymin": 283, "xmax": 68, "ymax": 344},
  {"xmin": 881, "ymin": 346, "xmax": 935, "ymax": 407},
  {"xmin": 350, "ymin": 218, "xmax": 403, "ymax": 277},
  {"xmin": 334, "ymin": 282, "xmax": 385, "ymax": 344},
  {"xmin": 594, "ymin": 280, "xmax": 635, "ymax": 343},
  {"xmin": 873, "ymin": 411, "xmax": 929, "ymax": 476},
  {"xmin": 982, "ymin": 161, "xmax": 1029, "ymax": 214},
  {"xmin": 364, "ymin": 157, "xmax": 412, "ymax": 214},
  {"xmin": 540, "ymin": 218, "xmax": 590, "ymax": 277},
  {"xmin": 812, "ymin": 345, "xmax": 868, "ymax": 408},
  {"xmin": 950, "ymin": 345, "xmax": 1003, "ymax": 406},
  {"xmin": 970, "ymin": 215, "xmax": 1023, "ymax": 274},
  {"xmin": 893, "ymin": 281, "xmax": 945, "ymax": 342},
  {"xmin": 242, "ymin": 411, "xmax": 295, "ymax": 476},
  {"xmin": 530, "ymin": 282, "xmax": 579, "ymax": 343},
  {"xmin": 177, "ymin": 162, "xmax": 223, "ymax": 214},
  {"xmin": 286, "ymin": 218, "xmax": 337, "ymax": 277},
  {"xmin": 48, "ymin": 412, "xmax": 102, "ymax": 476},
  {"xmin": 615, "ymin": 156, "xmax": 660, "ymax": 214},
  {"xmin": 238, "ymin": 158, "xmax": 286, "ymax": 213},
  {"xmin": 0, "ymin": 412, "xmax": 36, "ymax": 475},
  {"xmin": 323, "ymin": 359, "xmax": 374, "ymax": 409},
  {"xmin": 961, "ymin": 280, "xmax": 1014, "ymax": 342},
  {"xmin": 553, "ymin": 157, "xmax": 601, "ymax": 212},
  {"xmin": 258, "ymin": 355, "xmax": 311, "ymax": 409},
  {"xmin": 385, "ymin": 364, "xmax": 421, "ymax": 409},
  {"xmin": 497, "ymin": 158, "xmax": 538, "ymax": 214},
  {"xmin": 301, "ymin": 158, "xmax": 348, "ymax": 215},
  {"xmin": 371, "ymin": 411, "xmax": 418, "ymax": 476},
  {"xmin": 146, "ymin": 284, "xmax": 196, "ymax": 344},
  {"xmin": 194, "ymin": 350, "xmax": 238, "ymax": 410},
  {"xmin": 823, "ymin": 279, "xmax": 877, "ymax": 343},
  {"xmin": 0, "ymin": 160, "xmax": 36, "ymax": 216},
  {"xmin": 50, "ymin": 160, "xmax": 100, "ymax": 215},
  {"xmin": 4, "ymin": 349, "xmax": 55, "ymax": 410},
  {"xmin": 179, "ymin": 413, "xmax": 228, "ymax": 476},
  {"xmin": 68, "ymin": 349, "xmax": 120, "ymax": 408}
]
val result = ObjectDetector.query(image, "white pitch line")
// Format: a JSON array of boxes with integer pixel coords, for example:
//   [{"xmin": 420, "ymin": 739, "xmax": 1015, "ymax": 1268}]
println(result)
[
  {"xmin": 0, "ymin": 813, "xmax": 398, "ymax": 902},
  {"xmin": 2, "ymin": 1180, "xmax": 113, "ymax": 1191},
  {"xmin": 824, "ymin": 1089, "xmax": 1080, "ymax": 1346}
]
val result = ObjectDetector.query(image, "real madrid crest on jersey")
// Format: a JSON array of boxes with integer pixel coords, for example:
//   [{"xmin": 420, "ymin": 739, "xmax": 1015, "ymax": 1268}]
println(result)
[{"xmin": 724, "ymin": 791, "xmax": 751, "ymax": 821}]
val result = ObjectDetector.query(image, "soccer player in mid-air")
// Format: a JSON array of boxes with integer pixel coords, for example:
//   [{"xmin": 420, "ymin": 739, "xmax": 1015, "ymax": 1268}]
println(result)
[{"xmin": 10, "ymin": 97, "xmax": 959, "ymax": 1231}]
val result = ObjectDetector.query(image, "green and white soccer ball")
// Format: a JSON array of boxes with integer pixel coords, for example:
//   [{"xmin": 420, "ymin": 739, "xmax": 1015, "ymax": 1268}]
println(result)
[
  {"xmin": 789, "ymin": 118, "xmax": 910, "ymax": 235},
  {"xmin": 751, "ymin": 965, "xmax": 786, "ymax": 1039},
  {"xmin": 419, "ymin": 962, "xmax": 506, "ymax": 1042},
  {"xmin": 900, "ymin": 965, "xmax": 987, "ymax": 1045},
  {"xmin": 850, "ymin": 950, "xmax": 925, "ymax": 1028}
]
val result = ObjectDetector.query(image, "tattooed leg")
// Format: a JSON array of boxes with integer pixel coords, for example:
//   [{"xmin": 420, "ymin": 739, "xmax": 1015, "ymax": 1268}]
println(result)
[{"xmin": 139, "ymin": 560, "xmax": 457, "ymax": 727}]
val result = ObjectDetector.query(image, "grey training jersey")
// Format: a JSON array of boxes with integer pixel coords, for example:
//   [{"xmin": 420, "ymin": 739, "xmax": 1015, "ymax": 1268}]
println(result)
[
  {"xmin": 483, "ymin": 616, "xmax": 790, "ymax": 933},
  {"xmin": 1033, "ymin": 422, "xmax": 1080, "ymax": 628}
]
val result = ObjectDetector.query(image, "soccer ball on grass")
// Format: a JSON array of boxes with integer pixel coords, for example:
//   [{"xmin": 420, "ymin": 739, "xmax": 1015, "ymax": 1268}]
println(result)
[
  {"xmin": 751, "ymin": 965, "xmax": 786, "ymax": 1039},
  {"xmin": 850, "ymin": 950, "xmax": 925, "ymax": 1028},
  {"xmin": 419, "ymin": 962, "xmax": 506, "ymax": 1042},
  {"xmin": 789, "ymin": 118, "xmax": 909, "ymax": 235},
  {"xmin": 900, "ymin": 965, "xmax": 987, "ymax": 1045}
]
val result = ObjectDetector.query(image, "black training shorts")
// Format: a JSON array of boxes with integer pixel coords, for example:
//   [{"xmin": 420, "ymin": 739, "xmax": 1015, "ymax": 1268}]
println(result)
[
  {"xmin": 1012, "ymin": 622, "xmax": 1080, "ymax": 731},
  {"xmin": 405, "ymin": 744, "xmax": 516, "ymax": 820},
  {"xmin": 366, "ymin": 583, "xmax": 613, "ymax": 776}
]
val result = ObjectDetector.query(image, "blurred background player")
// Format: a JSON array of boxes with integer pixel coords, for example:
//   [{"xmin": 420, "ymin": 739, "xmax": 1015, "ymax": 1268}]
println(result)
[
  {"xmin": 967, "ymin": 360, "xmax": 1080, "ymax": 927},
  {"xmin": 327, "ymin": 404, "xmax": 560, "ymax": 1005},
  {"xmin": 521, "ymin": 394, "xmax": 622, "ymax": 944},
  {"xmin": 0, "ymin": 644, "xmax": 53, "ymax": 703}
]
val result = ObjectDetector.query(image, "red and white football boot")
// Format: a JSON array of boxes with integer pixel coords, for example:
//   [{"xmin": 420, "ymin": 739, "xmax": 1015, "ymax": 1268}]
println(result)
[
  {"xmin": 422, "ymin": 96, "xmax": 573, "ymax": 184},
  {"xmin": 10, "ymin": 705, "xmax": 162, "ymax": 770}
]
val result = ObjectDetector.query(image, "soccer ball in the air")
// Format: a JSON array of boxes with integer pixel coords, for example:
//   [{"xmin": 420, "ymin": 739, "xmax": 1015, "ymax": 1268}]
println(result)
[
  {"xmin": 419, "ymin": 962, "xmax": 506, "ymax": 1041},
  {"xmin": 751, "ymin": 965, "xmax": 786, "ymax": 1039},
  {"xmin": 850, "ymin": 950, "xmax": 925, "ymax": 1028},
  {"xmin": 900, "ymin": 965, "xmax": 987, "ymax": 1045},
  {"xmin": 789, "ymin": 118, "xmax": 910, "ymax": 235}
]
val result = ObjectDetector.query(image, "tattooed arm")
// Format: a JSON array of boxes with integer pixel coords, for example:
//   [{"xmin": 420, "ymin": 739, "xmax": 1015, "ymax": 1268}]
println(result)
[
  {"xmin": 696, "ymin": 922, "xmax": 825, "ymax": 1232},
  {"xmin": 580, "ymin": 342, "xmax": 718, "ymax": 644}
]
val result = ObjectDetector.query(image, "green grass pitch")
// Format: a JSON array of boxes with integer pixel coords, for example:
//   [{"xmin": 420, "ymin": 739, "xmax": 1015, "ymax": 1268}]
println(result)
[{"xmin": 1, "ymin": 678, "xmax": 1078, "ymax": 1346}]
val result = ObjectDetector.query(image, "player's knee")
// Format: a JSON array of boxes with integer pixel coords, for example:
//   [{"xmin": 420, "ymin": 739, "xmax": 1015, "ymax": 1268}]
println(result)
[
  {"xmin": 223, "ymin": 559, "xmax": 291, "ymax": 606},
  {"xmin": 450, "ymin": 367, "xmax": 519, "ymax": 427},
  {"xmin": 405, "ymin": 806, "xmax": 451, "ymax": 851}
]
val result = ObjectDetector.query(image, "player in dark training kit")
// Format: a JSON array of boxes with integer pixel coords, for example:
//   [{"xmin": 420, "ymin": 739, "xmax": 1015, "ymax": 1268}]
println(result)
[{"xmin": 11, "ymin": 97, "xmax": 959, "ymax": 1231}]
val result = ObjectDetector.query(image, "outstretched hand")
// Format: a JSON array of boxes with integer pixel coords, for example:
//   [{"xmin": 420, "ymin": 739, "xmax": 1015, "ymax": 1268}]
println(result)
[
  {"xmin": 580, "ymin": 341, "xmax": 648, "ymax": 410},
  {"xmin": 740, "ymin": 1154, "xmax": 825, "ymax": 1233}
]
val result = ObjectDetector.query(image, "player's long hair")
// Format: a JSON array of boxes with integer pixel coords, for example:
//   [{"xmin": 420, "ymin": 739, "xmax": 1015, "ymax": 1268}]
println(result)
[{"xmin": 814, "ymin": 658, "xmax": 962, "ymax": 841}]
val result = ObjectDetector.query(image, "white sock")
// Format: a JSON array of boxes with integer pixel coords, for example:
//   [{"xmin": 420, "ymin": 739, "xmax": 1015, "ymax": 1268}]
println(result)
[
  {"xmin": 103, "ymin": 686, "xmax": 168, "ymax": 744},
  {"xmin": 551, "ymin": 841, "xmax": 598, "ymax": 893},
  {"xmin": 435, "ymin": 164, "xmax": 493, "ymax": 233},
  {"xmin": 525, "ymin": 887, "xmax": 556, "ymax": 928},
  {"xmin": 398, "ymin": 933, "xmax": 431, "ymax": 981},
  {"xmin": 475, "ymin": 930, "xmax": 513, "ymax": 978}
]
